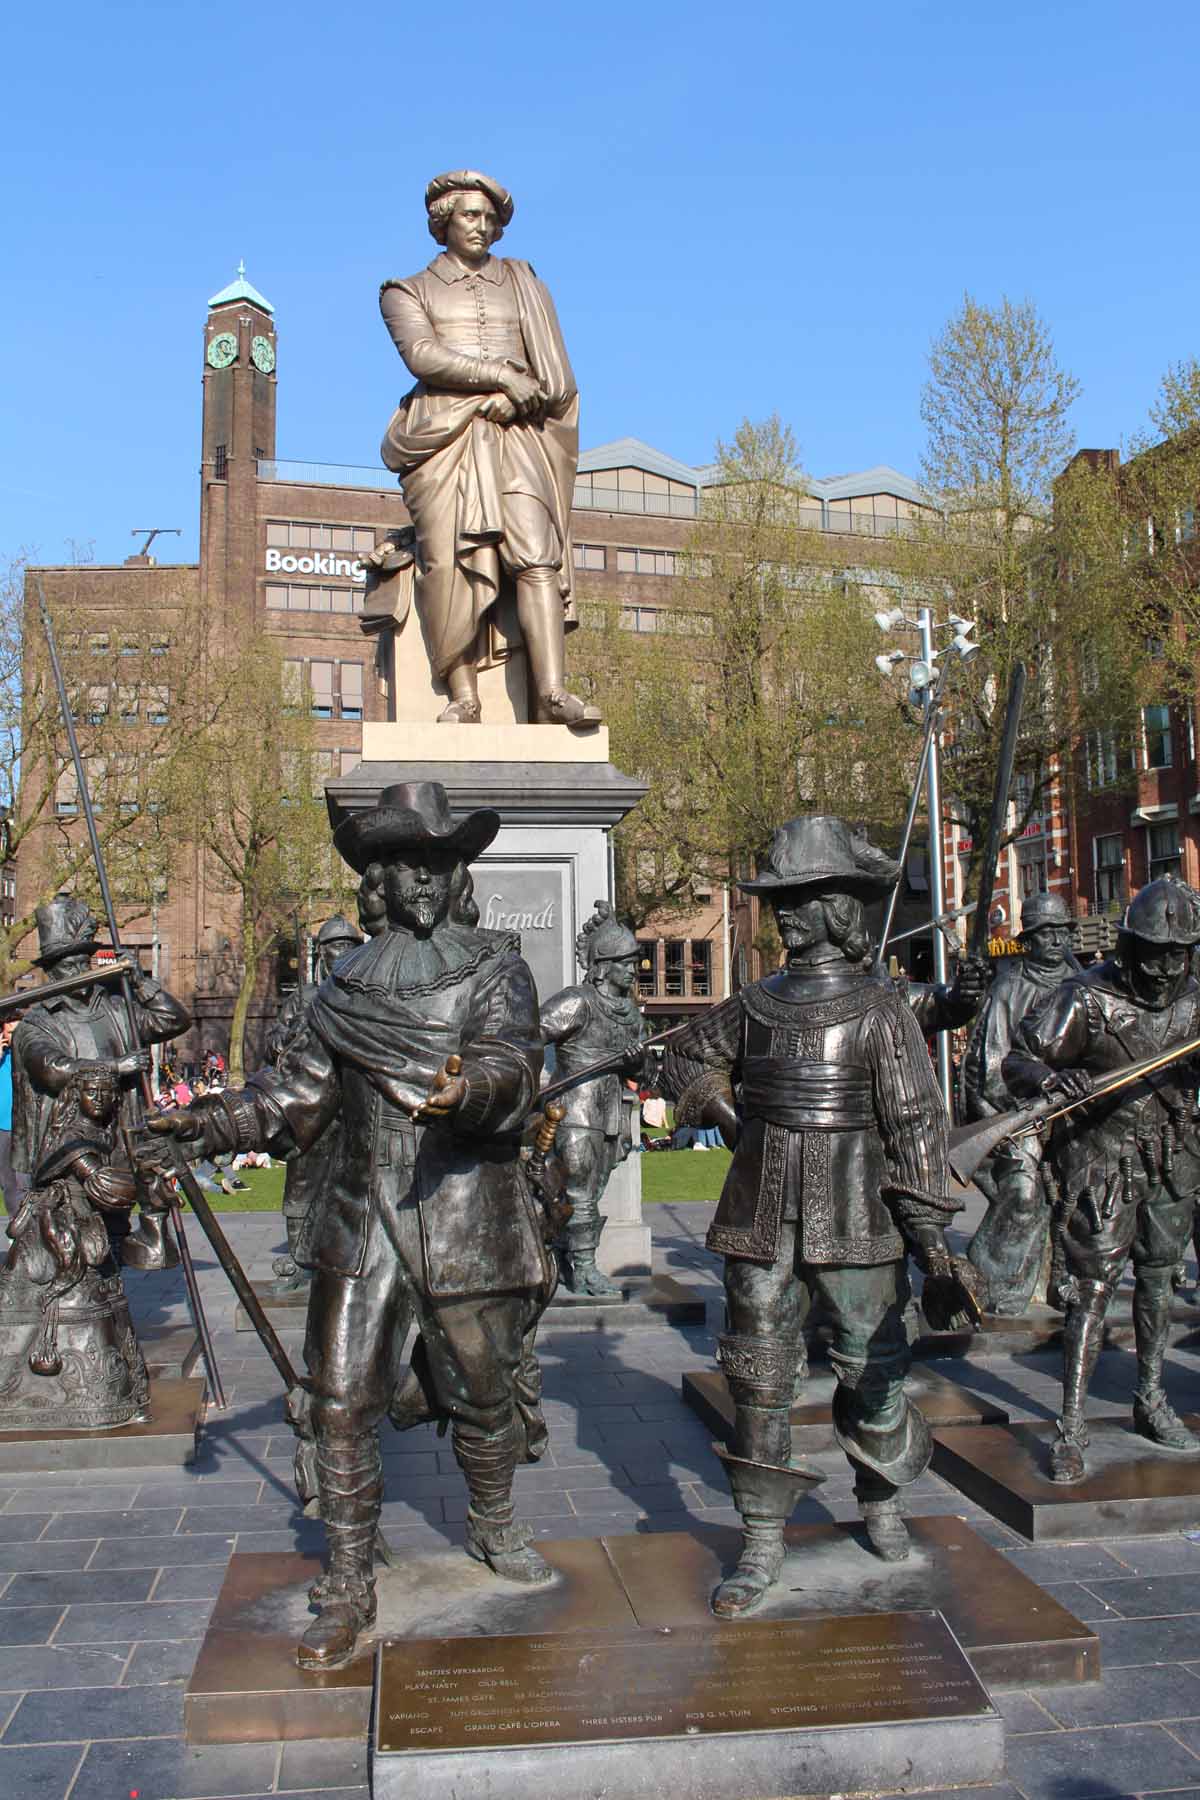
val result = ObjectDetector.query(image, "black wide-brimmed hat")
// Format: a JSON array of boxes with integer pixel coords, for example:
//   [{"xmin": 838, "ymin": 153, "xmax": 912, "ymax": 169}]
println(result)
[
  {"xmin": 737, "ymin": 815, "xmax": 900, "ymax": 901},
  {"xmin": 33, "ymin": 893, "xmax": 101, "ymax": 968},
  {"xmin": 328, "ymin": 781, "xmax": 500, "ymax": 877}
]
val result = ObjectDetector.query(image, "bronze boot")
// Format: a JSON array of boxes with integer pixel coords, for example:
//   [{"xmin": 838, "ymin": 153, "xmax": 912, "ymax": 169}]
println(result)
[
  {"xmin": 455, "ymin": 1418, "xmax": 554, "ymax": 1585},
  {"xmin": 121, "ymin": 1208, "xmax": 181, "ymax": 1271},
  {"xmin": 298, "ymin": 1434, "xmax": 382, "ymax": 1670},
  {"xmin": 711, "ymin": 1441, "xmax": 824, "ymax": 1617},
  {"xmin": 1133, "ymin": 1269, "xmax": 1200, "ymax": 1452},
  {"xmin": 854, "ymin": 1472, "xmax": 910, "ymax": 1562},
  {"xmin": 565, "ymin": 1217, "xmax": 620, "ymax": 1298},
  {"xmin": 1050, "ymin": 1280, "xmax": 1108, "ymax": 1484}
]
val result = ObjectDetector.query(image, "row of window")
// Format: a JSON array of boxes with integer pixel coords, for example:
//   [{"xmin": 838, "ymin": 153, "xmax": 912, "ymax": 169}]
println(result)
[
  {"xmin": 62, "ymin": 632, "xmax": 169, "ymax": 656},
  {"xmin": 265, "ymin": 583, "xmax": 361, "ymax": 615},
  {"xmin": 266, "ymin": 520, "xmax": 376, "ymax": 553},
  {"xmin": 1091, "ymin": 825, "xmax": 1180, "ymax": 909},
  {"xmin": 573, "ymin": 543, "xmax": 681, "ymax": 576},
  {"xmin": 55, "ymin": 759, "xmax": 165, "ymax": 817},
  {"xmin": 83, "ymin": 684, "xmax": 169, "ymax": 725},
  {"xmin": 636, "ymin": 938, "xmax": 713, "ymax": 998},
  {"xmin": 1085, "ymin": 705, "xmax": 1184, "ymax": 789},
  {"xmin": 282, "ymin": 658, "xmax": 364, "ymax": 721}
]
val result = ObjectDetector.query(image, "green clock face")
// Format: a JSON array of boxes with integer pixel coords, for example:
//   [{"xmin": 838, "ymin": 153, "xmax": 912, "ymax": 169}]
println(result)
[
  {"xmin": 207, "ymin": 331, "xmax": 237, "ymax": 370},
  {"xmin": 251, "ymin": 335, "xmax": 276, "ymax": 374}
]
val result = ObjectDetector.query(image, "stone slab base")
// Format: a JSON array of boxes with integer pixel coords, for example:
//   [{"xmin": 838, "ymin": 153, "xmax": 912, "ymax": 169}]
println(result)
[
  {"xmin": 373, "ymin": 1608, "xmax": 1002, "ymax": 1800},
  {"xmin": 186, "ymin": 1516, "xmax": 1093, "ymax": 1744},
  {"xmin": 362, "ymin": 722, "xmax": 609, "ymax": 763},
  {"xmin": 904, "ymin": 1297, "xmax": 1200, "ymax": 1362},
  {"xmin": 933, "ymin": 1415, "xmax": 1200, "ymax": 1540},
  {"xmin": 0, "ymin": 1376, "xmax": 205, "ymax": 1472},
  {"xmin": 541, "ymin": 1276, "xmax": 706, "ymax": 1331},
  {"xmin": 681, "ymin": 1365, "xmax": 1009, "ymax": 1450}
]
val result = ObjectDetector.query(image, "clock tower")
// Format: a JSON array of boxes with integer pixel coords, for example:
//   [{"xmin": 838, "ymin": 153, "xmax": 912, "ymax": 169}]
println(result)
[{"xmin": 200, "ymin": 263, "xmax": 277, "ymax": 625}]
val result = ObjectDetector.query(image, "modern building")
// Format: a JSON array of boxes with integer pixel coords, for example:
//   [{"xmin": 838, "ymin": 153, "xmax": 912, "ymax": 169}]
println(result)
[{"xmin": 21, "ymin": 273, "xmax": 952, "ymax": 1054}]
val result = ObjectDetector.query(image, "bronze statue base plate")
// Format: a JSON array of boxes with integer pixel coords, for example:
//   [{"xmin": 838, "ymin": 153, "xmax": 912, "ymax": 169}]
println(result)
[
  {"xmin": 140, "ymin": 1324, "xmax": 204, "ymax": 1380},
  {"xmin": 186, "ymin": 1517, "xmax": 1094, "ymax": 1745},
  {"xmin": 908, "ymin": 1298, "xmax": 1200, "ymax": 1362},
  {"xmin": 373, "ymin": 1608, "xmax": 1001, "ymax": 1800},
  {"xmin": 0, "ymin": 1376, "xmax": 204, "ymax": 1472},
  {"xmin": 544, "ymin": 1275, "xmax": 706, "ymax": 1329},
  {"xmin": 682, "ymin": 1366, "xmax": 1008, "ymax": 1450},
  {"xmin": 932, "ymin": 1416, "xmax": 1200, "ymax": 1540}
]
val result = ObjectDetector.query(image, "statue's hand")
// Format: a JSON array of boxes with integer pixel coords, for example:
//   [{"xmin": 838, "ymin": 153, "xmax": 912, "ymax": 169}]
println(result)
[
  {"xmin": 115, "ymin": 1049, "xmax": 152, "ymax": 1077},
  {"xmin": 499, "ymin": 368, "xmax": 542, "ymax": 416},
  {"xmin": 479, "ymin": 392, "xmax": 517, "ymax": 424},
  {"xmin": 146, "ymin": 1106, "xmax": 207, "ymax": 1145},
  {"xmin": 413, "ymin": 1054, "xmax": 467, "ymax": 1122}
]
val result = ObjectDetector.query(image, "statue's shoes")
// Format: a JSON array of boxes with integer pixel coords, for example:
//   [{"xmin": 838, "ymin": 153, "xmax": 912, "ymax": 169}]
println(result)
[
  {"xmin": 296, "ymin": 1599, "xmax": 372, "ymax": 1671},
  {"xmin": 1133, "ymin": 1395, "xmax": 1200, "ymax": 1453},
  {"xmin": 1049, "ymin": 1436, "xmax": 1087, "ymax": 1484},
  {"xmin": 436, "ymin": 698, "xmax": 482, "ymax": 723},
  {"xmin": 859, "ymin": 1503, "xmax": 911, "ymax": 1562},
  {"xmin": 711, "ymin": 1546, "xmax": 785, "ymax": 1618},
  {"xmin": 569, "ymin": 1261, "xmax": 622, "ymax": 1298},
  {"xmin": 465, "ymin": 1516, "xmax": 555, "ymax": 1585},
  {"xmin": 538, "ymin": 689, "xmax": 602, "ymax": 727}
]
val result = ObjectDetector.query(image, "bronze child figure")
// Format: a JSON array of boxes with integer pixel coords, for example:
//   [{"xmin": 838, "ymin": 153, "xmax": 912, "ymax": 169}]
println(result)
[
  {"xmin": 152, "ymin": 782, "xmax": 552, "ymax": 1671},
  {"xmin": 663, "ymin": 816, "xmax": 976, "ymax": 1616}
]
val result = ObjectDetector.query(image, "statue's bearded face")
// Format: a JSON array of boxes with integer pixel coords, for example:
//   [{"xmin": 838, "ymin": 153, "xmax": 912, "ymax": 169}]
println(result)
[
  {"xmin": 772, "ymin": 896, "xmax": 828, "ymax": 957},
  {"xmin": 384, "ymin": 850, "xmax": 457, "ymax": 936},
  {"xmin": 445, "ymin": 191, "xmax": 501, "ymax": 263},
  {"xmin": 1126, "ymin": 935, "xmax": 1191, "ymax": 1009}
]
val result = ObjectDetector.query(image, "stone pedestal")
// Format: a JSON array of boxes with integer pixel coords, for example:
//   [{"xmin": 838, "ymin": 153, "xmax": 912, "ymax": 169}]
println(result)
[
  {"xmin": 0, "ymin": 1376, "xmax": 205, "ymax": 1473},
  {"xmin": 596, "ymin": 1095, "xmax": 651, "ymax": 1279}
]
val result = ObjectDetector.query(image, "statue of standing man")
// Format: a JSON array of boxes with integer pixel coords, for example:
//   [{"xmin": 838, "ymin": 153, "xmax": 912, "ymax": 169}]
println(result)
[{"xmin": 368, "ymin": 169, "xmax": 600, "ymax": 729}]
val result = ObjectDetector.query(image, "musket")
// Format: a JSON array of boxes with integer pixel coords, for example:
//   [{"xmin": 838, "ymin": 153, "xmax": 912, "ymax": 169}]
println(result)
[
  {"xmin": 35, "ymin": 585, "xmax": 302, "ymax": 1404},
  {"xmin": 887, "ymin": 903, "xmax": 977, "ymax": 949},
  {"xmin": 967, "ymin": 662, "xmax": 1027, "ymax": 966},
  {"xmin": 0, "ymin": 959, "xmax": 136, "ymax": 1015},
  {"xmin": 947, "ymin": 1030, "xmax": 1200, "ymax": 1188},
  {"xmin": 533, "ymin": 1016, "xmax": 694, "ymax": 1113}
]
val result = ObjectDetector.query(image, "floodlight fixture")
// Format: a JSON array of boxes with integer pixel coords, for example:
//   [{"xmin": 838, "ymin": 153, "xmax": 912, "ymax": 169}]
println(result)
[
  {"xmin": 874, "ymin": 649, "xmax": 906, "ymax": 676},
  {"xmin": 873, "ymin": 607, "xmax": 907, "ymax": 634}
]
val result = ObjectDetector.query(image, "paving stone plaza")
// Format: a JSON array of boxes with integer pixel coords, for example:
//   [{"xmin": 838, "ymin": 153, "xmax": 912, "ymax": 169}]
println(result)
[{"xmin": 1, "ymin": 1189, "xmax": 1200, "ymax": 1800}]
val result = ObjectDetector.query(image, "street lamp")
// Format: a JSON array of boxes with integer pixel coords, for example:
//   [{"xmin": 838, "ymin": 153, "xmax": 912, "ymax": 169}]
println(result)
[{"xmin": 873, "ymin": 605, "xmax": 979, "ymax": 1109}]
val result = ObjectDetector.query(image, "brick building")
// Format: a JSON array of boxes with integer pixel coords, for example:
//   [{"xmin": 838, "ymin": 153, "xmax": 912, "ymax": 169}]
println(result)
[{"xmin": 22, "ymin": 272, "xmax": 951, "ymax": 1052}]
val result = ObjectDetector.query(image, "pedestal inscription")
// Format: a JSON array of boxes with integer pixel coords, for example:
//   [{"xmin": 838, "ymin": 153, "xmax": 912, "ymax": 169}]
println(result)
[{"xmin": 377, "ymin": 1608, "xmax": 992, "ymax": 1752}]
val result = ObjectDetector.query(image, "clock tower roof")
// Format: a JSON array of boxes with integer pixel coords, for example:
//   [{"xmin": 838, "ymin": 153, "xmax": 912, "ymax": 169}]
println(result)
[{"xmin": 208, "ymin": 260, "xmax": 274, "ymax": 316}]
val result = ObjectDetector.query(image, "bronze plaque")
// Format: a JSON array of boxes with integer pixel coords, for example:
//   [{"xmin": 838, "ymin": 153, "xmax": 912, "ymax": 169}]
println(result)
[{"xmin": 375, "ymin": 1608, "xmax": 992, "ymax": 1756}]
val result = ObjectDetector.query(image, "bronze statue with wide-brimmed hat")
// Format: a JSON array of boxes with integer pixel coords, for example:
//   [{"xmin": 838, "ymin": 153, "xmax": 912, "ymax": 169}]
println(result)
[
  {"xmin": 152, "ymin": 780, "xmax": 553, "ymax": 1671},
  {"xmin": 660, "ymin": 815, "xmax": 975, "ymax": 1615}
]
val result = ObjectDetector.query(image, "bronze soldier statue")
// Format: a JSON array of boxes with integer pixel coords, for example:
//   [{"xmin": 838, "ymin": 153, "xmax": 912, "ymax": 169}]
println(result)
[
  {"xmin": 151, "ymin": 782, "xmax": 552, "ymax": 1670},
  {"xmin": 962, "ymin": 891, "xmax": 1081, "ymax": 1315},
  {"xmin": 365, "ymin": 169, "xmax": 598, "ymax": 727},
  {"xmin": 266, "ymin": 914, "xmax": 363, "ymax": 1293},
  {"xmin": 539, "ymin": 902, "xmax": 646, "ymax": 1296},
  {"xmin": 1004, "ymin": 875, "xmax": 1200, "ymax": 1482},
  {"xmin": 13, "ymin": 895, "xmax": 191, "ymax": 1272},
  {"xmin": 662, "ymin": 816, "xmax": 976, "ymax": 1616},
  {"xmin": 0, "ymin": 1060, "xmax": 150, "ymax": 1429}
]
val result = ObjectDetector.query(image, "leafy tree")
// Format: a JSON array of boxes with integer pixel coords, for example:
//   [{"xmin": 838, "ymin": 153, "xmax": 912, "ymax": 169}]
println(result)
[
  {"xmin": 572, "ymin": 416, "xmax": 915, "ymax": 928},
  {"xmin": 178, "ymin": 626, "xmax": 354, "ymax": 1081}
]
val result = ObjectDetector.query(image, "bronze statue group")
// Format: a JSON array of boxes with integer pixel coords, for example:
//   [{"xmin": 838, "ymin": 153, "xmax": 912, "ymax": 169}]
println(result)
[{"xmin": 5, "ymin": 785, "xmax": 1200, "ymax": 1674}]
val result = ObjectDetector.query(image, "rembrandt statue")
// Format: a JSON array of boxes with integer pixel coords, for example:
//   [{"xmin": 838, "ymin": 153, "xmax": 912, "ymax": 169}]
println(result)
[{"xmin": 367, "ymin": 169, "xmax": 599, "ymax": 728}]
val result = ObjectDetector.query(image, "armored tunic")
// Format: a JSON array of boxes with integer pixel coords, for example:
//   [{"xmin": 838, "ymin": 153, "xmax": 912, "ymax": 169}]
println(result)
[
  {"xmin": 539, "ymin": 984, "xmax": 644, "ymax": 1136},
  {"xmin": 664, "ymin": 965, "xmax": 956, "ymax": 1266}
]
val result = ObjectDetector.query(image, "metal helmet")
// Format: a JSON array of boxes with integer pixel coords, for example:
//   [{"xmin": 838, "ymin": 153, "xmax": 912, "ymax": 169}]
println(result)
[
  {"xmin": 575, "ymin": 900, "xmax": 638, "ymax": 973},
  {"xmin": 316, "ymin": 913, "xmax": 362, "ymax": 949},
  {"xmin": 1018, "ymin": 892, "xmax": 1071, "ymax": 935},
  {"xmin": 1119, "ymin": 875, "xmax": 1200, "ymax": 948}
]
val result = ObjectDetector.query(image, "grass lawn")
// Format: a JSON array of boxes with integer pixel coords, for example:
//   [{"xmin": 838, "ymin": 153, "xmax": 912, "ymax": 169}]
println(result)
[{"xmin": 187, "ymin": 1151, "xmax": 729, "ymax": 1210}]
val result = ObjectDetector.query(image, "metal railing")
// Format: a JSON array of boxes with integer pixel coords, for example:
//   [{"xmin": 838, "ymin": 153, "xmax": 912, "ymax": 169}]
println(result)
[{"xmin": 258, "ymin": 460, "xmax": 398, "ymax": 491}]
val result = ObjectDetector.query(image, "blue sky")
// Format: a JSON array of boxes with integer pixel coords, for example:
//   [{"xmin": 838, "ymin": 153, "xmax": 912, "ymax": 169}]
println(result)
[{"xmin": 4, "ymin": 0, "xmax": 1198, "ymax": 565}]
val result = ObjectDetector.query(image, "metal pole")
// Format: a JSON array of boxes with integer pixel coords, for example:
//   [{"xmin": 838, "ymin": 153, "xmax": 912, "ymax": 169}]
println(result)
[{"xmin": 920, "ymin": 608, "xmax": 953, "ymax": 1111}]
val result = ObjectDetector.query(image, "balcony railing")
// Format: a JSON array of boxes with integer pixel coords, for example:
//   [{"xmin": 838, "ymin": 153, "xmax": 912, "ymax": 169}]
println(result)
[{"xmin": 258, "ymin": 460, "xmax": 398, "ymax": 491}]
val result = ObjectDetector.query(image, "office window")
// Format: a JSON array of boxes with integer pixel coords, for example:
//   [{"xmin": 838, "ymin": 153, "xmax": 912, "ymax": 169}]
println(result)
[
  {"xmin": 282, "ymin": 659, "xmax": 304, "ymax": 709},
  {"xmin": 54, "ymin": 767, "xmax": 78, "ymax": 815},
  {"xmin": 150, "ymin": 633, "xmax": 169, "ymax": 655},
  {"xmin": 1086, "ymin": 729, "xmax": 1118, "ymax": 790},
  {"xmin": 339, "ymin": 662, "xmax": 364, "ymax": 721},
  {"xmin": 1148, "ymin": 821, "xmax": 1181, "ymax": 880},
  {"xmin": 264, "ymin": 582, "xmax": 358, "ymax": 614},
  {"xmin": 145, "ymin": 684, "xmax": 169, "ymax": 725},
  {"xmin": 573, "ymin": 543, "xmax": 606, "ymax": 571},
  {"xmin": 616, "ymin": 547, "xmax": 678, "ymax": 576},
  {"xmin": 118, "ymin": 685, "xmax": 138, "ymax": 723},
  {"xmin": 119, "ymin": 635, "xmax": 139, "ymax": 656},
  {"xmin": 86, "ymin": 683, "xmax": 109, "ymax": 724},
  {"xmin": 690, "ymin": 939, "xmax": 712, "ymax": 997},
  {"xmin": 89, "ymin": 632, "xmax": 110, "ymax": 655},
  {"xmin": 1093, "ymin": 834, "xmax": 1125, "ymax": 911},
  {"xmin": 268, "ymin": 519, "xmax": 377, "ymax": 553},
  {"xmin": 1018, "ymin": 854, "xmax": 1047, "ymax": 900},
  {"xmin": 636, "ymin": 942, "xmax": 656, "ymax": 996},
  {"xmin": 309, "ymin": 661, "xmax": 335, "ymax": 719},
  {"xmin": 663, "ymin": 940, "xmax": 685, "ymax": 996},
  {"xmin": 1143, "ymin": 704, "xmax": 1173, "ymax": 770}
]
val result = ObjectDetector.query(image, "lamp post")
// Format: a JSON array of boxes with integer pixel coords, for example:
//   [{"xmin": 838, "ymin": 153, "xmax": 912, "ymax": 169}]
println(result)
[{"xmin": 873, "ymin": 605, "xmax": 979, "ymax": 1110}]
